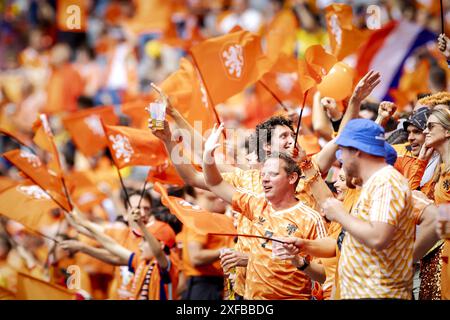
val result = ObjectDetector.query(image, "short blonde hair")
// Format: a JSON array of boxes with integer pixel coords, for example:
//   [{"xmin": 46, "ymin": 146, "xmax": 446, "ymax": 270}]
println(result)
[{"xmin": 417, "ymin": 92, "xmax": 450, "ymax": 108}]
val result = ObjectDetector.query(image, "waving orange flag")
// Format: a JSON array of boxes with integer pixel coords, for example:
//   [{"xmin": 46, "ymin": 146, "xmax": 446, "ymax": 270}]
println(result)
[
  {"xmin": 325, "ymin": 3, "xmax": 371, "ymax": 60},
  {"xmin": 65, "ymin": 171, "xmax": 107, "ymax": 212},
  {"xmin": 190, "ymin": 28, "xmax": 272, "ymax": 106},
  {"xmin": 146, "ymin": 161, "xmax": 184, "ymax": 187},
  {"xmin": 0, "ymin": 181, "xmax": 61, "ymax": 233},
  {"xmin": 32, "ymin": 114, "xmax": 64, "ymax": 176},
  {"xmin": 160, "ymin": 57, "xmax": 219, "ymax": 135},
  {"xmin": 120, "ymin": 98, "xmax": 152, "ymax": 129},
  {"xmin": 154, "ymin": 182, "xmax": 235, "ymax": 235},
  {"xmin": 103, "ymin": 124, "xmax": 167, "ymax": 169},
  {"xmin": 2, "ymin": 149, "xmax": 71, "ymax": 211},
  {"xmin": 265, "ymin": 9, "xmax": 299, "ymax": 62},
  {"xmin": 17, "ymin": 272, "xmax": 75, "ymax": 300},
  {"xmin": 62, "ymin": 106, "xmax": 119, "ymax": 157}
]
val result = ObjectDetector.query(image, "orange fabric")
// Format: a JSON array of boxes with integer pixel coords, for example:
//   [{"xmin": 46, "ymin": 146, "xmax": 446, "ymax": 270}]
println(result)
[
  {"xmin": 0, "ymin": 261, "xmax": 18, "ymax": 298},
  {"xmin": 62, "ymin": 106, "xmax": 119, "ymax": 157},
  {"xmin": 434, "ymin": 165, "xmax": 450, "ymax": 300},
  {"xmin": 0, "ymin": 127, "xmax": 32, "ymax": 148},
  {"xmin": 57, "ymin": 0, "xmax": 87, "ymax": 32},
  {"xmin": 155, "ymin": 182, "xmax": 236, "ymax": 235},
  {"xmin": 258, "ymin": 54, "xmax": 305, "ymax": 107},
  {"xmin": 120, "ymin": 99, "xmax": 152, "ymax": 129},
  {"xmin": 393, "ymin": 143, "xmax": 430, "ymax": 192},
  {"xmin": 32, "ymin": 114, "xmax": 63, "ymax": 176},
  {"xmin": 231, "ymin": 189, "xmax": 327, "ymax": 300},
  {"xmin": 160, "ymin": 57, "xmax": 218, "ymax": 135},
  {"xmin": 65, "ymin": 171, "xmax": 107, "ymax": 213},
  {"xmin": 339, "ymin": 166, "xmax": 415, "ymax": 299},
  {"xmin": 45, "ymin": 64, "xmax": 84, "ymax": 114},
  {"xmin": 265, "ymin": 9, "xmax": 298, "ymax": 62},
  {"xmin": 146, "ymin": 161, "xmax": 185, "ymax": 186},
  {"xmin": 189, "ymin": 28, "xmax": 272, "ymax": 106},
  {"xmin": 16, "ymin": 272, "xmax": 75, "ymax": 300},
  {"xmin": 2, "ymin": 149, "xmax": 71, "ymax": 211},
  {"xmin": 0, "ymin": 176, "xmax": 17, "ymax": 193},
  {"xmin": 125, "ymin": 0, "xmax": 173, "ymax": 35},
  {"xmin": 325, "ymin": 3, "xmax": 371, "ymax": 60},
  {"xmin": 103, "ymin": 124, "xmax": 168, "ymax": 169},
  {"xmin": 181, "ymin": 225, "xmax": 231, "ymax": 278},
  {"xmin": 304, "ymin": 45, "xmax": 337, "ymax": 84},
  {"xmin": 0, "ymin": 181, "xmax": 60, "ymax": 233}
]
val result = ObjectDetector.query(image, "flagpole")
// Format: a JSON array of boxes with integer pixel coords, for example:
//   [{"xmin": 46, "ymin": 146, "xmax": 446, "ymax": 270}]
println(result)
[
  {"xmin": 294, "ymin": 89, "xmax": 309, "ymax": 148},
  {"xmin": 137, "ymin": 179, "xmax": 148, "ymax": 209},
  {"xmin": 257, "ymin": 80, "xmax": 289, "ymax": 111},
  {"xmin": 440, "ymin": 0, "xmax": 445, "ymax": 34},
  {"xmin": 208, "ymin": 232, "xmax": 289, "ymax": 244},
  {"xmin": 116, "ymin": 166, "xmax": 132, "ymax": 209},
  {"xmin": 188, "ymin": 52, "xmax": 226, "ymax": 139}
]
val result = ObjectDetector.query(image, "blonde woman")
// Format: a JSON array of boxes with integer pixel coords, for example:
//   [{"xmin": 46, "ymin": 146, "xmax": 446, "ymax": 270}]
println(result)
[{"xmin": 421, "ymin": 107, "xmax": 450, "ymax": 299}]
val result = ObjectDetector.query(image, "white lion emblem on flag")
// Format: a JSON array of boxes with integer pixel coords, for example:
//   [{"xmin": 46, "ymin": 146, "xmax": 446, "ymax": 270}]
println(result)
[
  {"xmin": 84, "ymin": 115, "xmax": 105, "ymax": 136},
  {"xmin": 222, "ymin": 44, "xmax": 244, "ymax": 78},
  {"xmin": 276, "ymin": 73, "xmax": 297, "ymax": 94},
  {"xmin": 18, "ymin": 185, "xmax": 51, "ymax": 200},
  {"xmin": 19, "ymin": 151, "xmax": 42, "ymax": 168},
  {"xmin": 109, "ymin": 134, "xmax": 134, "ymax": 163},
  {"xmin": 329, "ymin": 14, "xmax": 342, "ymax": 47}
]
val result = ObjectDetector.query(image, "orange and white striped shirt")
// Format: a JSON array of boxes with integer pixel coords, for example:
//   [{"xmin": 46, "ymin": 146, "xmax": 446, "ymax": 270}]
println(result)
[
  {"xmin": 339, "ymin": 165, "xmax": 415, "ymax": 299},
  {"xmin": 232, "ymin": 188, "xmax": 327, "ymax": 300}
]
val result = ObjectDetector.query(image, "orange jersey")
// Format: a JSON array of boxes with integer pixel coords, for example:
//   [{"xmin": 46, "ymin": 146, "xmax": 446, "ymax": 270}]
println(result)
[
  {"xmin": 434, "ymin": 164, "xmax": 450, "ymax": 300},
  {"xmin": 232, "ymin": 189, "xmax": 327, "ymax": 300},
  {"xmin": 182, "ymin": 226, "xmax": 233, "ymax": 278},
  {"xmin": 339, "ymin": 166, "xmax": 415, "ymax": 299}
]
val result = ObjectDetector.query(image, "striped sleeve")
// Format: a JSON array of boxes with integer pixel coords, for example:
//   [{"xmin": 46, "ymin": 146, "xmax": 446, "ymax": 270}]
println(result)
[
  {"xmin": 231, "ymin": 187, "xmax": 261, "ymax": 221},
  {"xmin": 369, "ymin": 181, "xmax": 404, "ymax": 226}
]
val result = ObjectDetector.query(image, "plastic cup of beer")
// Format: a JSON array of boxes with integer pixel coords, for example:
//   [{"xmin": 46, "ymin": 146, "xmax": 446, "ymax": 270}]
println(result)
[{"xmin": 149, "ymin": 101, "xmax": 166, "ymax": 130}]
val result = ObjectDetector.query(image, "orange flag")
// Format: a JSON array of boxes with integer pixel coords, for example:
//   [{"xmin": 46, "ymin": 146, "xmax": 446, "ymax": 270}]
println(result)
[
  {"xmin": 146, "ymin": 161, "xmax": 185, "ymax": 187},
  {"xmin": 103, "ymin": 124, "xmax": 168, "ymax": 169},
  {"xmin": 120, "ymin": 99, "xmax": 152, "ymax": 129},
  {"xmin": 62, "ymin": 106, "xmax": 119, "ymax": 157},
  {"xmin": 258, "ymin": 54, "xmax": 304, "ymax": 107},
  {"xmin": 303, "ymin": 45, "xmax": 337, "ymax": 84},
  {"xmin": 154, "ymin": 182, "xmax": 235, "ymax": 235},
  {"xmin": 17, "ymin": 272, "xmax": 75, "ymax": 300},
  {"xmin": 325, "ymin": 3, "xmax": 371, "ymax": 60},
  {"xmin": 124, "ymin": 0, "xmax": 173, "ymax": 35},
  {"xmin": 56, "ymin": 0, "xmax": 88, "ymax": 32},
  {"xmin": 65, "ymin": 171, "xmax": 107, "ymax": 212},
  {"xmin": 265, "ymin": 9, "xmax": 299, "ymax": 62},
  {"xmin": 2, "ymin": 149, "xmax": 72, "ymax": 211},
  {"xmin": 0, "ymin": 176, "xmax": 17, "ymax": 193},
  {"xmin": 0, "ymin": 180, "xmax": 61, "ymax": 233},
  {"xmin": 190, "ymin": 28, "xmax": 273, "ymax": 106},
  {"xmin": 160, "ymin": 57, "xmax": 219, "ymax": 135},
  {"xmin": 32, "ymin": 114, "xmax": 63, "ymax": 176},
  {"xmin": 0, "ymin": 127, "xmax": 32, "ymax": 148}
]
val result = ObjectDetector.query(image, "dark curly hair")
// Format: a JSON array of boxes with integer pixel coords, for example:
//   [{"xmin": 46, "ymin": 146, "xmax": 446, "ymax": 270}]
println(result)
[{"xmin": 255, "ymin": 116, "xmax": 294, "ymax": 162}]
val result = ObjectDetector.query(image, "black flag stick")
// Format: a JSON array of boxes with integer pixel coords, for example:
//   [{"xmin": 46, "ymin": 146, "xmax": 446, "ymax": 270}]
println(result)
[{"xmin": 294, "ymin": 90, "xmax": 310, "ymax": 148}]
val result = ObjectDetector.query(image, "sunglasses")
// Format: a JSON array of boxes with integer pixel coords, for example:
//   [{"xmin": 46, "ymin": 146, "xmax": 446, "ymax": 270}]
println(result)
[{"xmin": 426, "ymin": 122, "xmax": 442, "ymax": 131}]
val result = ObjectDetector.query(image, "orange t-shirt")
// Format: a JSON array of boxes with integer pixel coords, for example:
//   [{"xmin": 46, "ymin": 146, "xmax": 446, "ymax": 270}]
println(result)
[
  {"xmin": 182, "ymin": 226, "xmax": 233, "ymax": 278},
  {"xmin": 232, "ymin": 189, "xmax": 327, "ymax": 300},
  {"xmin": 434, "ymin": 165, "xmax": 450, "ymax": 300}
]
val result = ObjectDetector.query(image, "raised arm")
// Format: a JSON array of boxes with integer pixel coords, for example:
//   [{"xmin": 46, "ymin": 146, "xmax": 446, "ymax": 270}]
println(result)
[
  {"xmin": 375, "ymin": 101, "xmax": 397, "ymax": 128},
  {"xmin": 59, "ymin": 240, "xmax": 125, "ymax": 266},
  {"xmin": 131, "ymin": 209, "xmax": 169, "ymax": 269},
  {"xmin": 202, "ymin": 123, "xmax": 236, "ymax": 204},
  {"xmin": 69, "ymin": 212, "xmax": 132, "ymax": 264},
  {"xmin": 150, "ymin": 119, "xmax": 208, "ymax": 190},
  {"xmin": 313, "ymin": 70, "xmax": 381, "ymax": 174}
]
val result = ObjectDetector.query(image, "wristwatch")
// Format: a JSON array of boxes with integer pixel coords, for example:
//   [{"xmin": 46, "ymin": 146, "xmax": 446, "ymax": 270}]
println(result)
[{"xmin": 297, "ymin": 256, "xmax": 310, "ymax": 271}]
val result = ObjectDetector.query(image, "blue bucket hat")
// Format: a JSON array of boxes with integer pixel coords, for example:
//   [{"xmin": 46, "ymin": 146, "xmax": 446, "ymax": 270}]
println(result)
[
  {"xmin": 336, "ymin": 142, "xmax": 397, "ymax": 165},
  {"xmin": 335, "ymin": 119, "xmax": 386, "ymax": 158}
]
